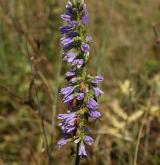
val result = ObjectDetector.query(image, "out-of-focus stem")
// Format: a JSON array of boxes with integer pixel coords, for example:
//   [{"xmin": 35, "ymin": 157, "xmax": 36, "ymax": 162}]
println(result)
[
  {"xmin": 133, "ymin": 93, "xmax": 152, "ymax": 165},
  {"xmin": 51, "ymin": 54, "xmax": 62, "ymax": 129}
]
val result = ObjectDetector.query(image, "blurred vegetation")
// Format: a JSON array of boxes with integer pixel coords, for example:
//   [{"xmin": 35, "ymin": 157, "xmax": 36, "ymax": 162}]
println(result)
[{"xmin": 0, "ymin": 0, "xmax": 160, "ymax": 165}]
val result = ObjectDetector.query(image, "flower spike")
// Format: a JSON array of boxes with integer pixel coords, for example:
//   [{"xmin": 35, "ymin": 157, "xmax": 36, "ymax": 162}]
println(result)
[{"xmin": 57, "ymin": 0, "xmax": 104, "ymax": 158}]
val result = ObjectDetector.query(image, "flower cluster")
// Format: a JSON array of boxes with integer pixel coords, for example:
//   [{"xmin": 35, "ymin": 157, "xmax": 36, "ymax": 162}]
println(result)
[{"xmin": 57, "ymin": 0, "xmax": 104, "ymax": 157}]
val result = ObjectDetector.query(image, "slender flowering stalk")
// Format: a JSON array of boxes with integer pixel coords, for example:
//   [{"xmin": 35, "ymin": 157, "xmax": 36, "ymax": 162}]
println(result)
[{"xmin": 57, "ymin": 0, "xmax": 104, "ymax": 159}]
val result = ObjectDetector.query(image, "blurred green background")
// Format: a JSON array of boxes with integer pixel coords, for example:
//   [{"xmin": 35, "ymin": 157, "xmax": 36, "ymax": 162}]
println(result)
[{"xmin": 0, "ymin": 0, "xmax": 160, "ymax": 165}]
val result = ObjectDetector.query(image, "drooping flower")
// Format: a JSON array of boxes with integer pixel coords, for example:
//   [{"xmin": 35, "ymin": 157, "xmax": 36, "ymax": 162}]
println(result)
[
  {"xmin": 78, "ymin": 143, "xmax": 87, "ymax": 156},
  {"xmin": 57, "ymin": 138, "xmax": 68, "ymax": 148},
  {"xmin": 89, "ymin": 109, "xmax": 101, "ymax": 119},
  {"xmin": 91, "ymin": 76, "xmax": 104, "ymax": 85},
  {"xmin": 84, "ymin": 136, "xmax": 93, "ymax": 145},
  {"xmin": 93, "ymin": 87, "xmax": 104, "ymax": 97},
  {"xmin": 87, "ymin": 98, "xmax": 98, "ymax": 109}
]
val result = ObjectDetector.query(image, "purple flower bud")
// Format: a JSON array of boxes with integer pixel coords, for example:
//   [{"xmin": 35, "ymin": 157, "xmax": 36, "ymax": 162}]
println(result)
[
  {"xmin": 77, "ymin": 93, "xmax": 85, "ymax": 100},
  {"xmin": 84, "ymin": 136, "xmax": 93, "ymax": 145},
  {"xmin": 96, "ymin": 76, "xmax": 104, "ymax": 81},
  {"xmin": 89, "ymin": 109, "xmax": 101, "ymax": 119},
  {"xmin": 87, "ymin": 98, "xmax": 98, "ymax": 109},
  {"xmin": 81, "ymin": 43, "xmax": 90, "ymax": 53},
  {"xmin": 77, "ymin": 59, "xmax": 84, "ymax": 68},
  {"xmin": 57, "ymin": 138, "xmax": 68, "ymax": 148},
  {"xmin": 85, "ymin": 36, "xmax": 92, "ymax": 42},
  {"xmin": 78, "ymin": 143, "xmax": 87, "ymax": 156},
  {"xmin": 61, "ymin": 14, "xmax": 71, "ymax": 21},
  {"xmin": 93, "ymin": 87, "xmax": 104, "ymax": 97}
]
